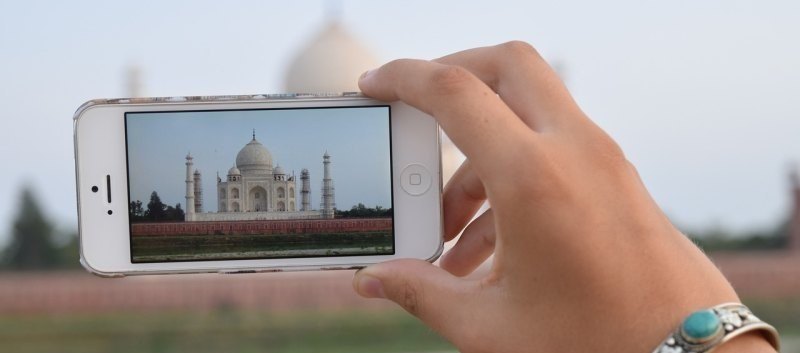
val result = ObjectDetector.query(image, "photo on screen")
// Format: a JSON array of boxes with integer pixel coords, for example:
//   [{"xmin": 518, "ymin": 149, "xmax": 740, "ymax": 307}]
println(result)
[{"xmin": 125, "ymin": 106, "xmax": 394, "ymax": 263}]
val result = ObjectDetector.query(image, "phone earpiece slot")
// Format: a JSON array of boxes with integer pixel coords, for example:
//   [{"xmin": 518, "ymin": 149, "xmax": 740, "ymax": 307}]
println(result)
[{"xmin": 106, "ymin": 175, "xmax": 112, "ymax": 203}]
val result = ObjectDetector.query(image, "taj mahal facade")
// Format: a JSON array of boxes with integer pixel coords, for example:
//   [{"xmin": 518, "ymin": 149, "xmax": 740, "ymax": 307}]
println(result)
[{"xmin": 183, "ymin": 131, "xmax": 335, "ymax": 222}]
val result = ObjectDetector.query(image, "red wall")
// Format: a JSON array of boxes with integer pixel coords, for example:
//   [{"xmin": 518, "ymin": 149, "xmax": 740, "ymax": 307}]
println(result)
[{"xmin": 131, "ymin": 218, "xmax": 392, "ymax": 236}]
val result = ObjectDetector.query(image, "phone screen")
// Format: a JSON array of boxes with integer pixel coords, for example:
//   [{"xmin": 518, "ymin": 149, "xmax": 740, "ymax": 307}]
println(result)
[{"xmin": 124, "ymin": 106, "xmax": 394, "ymax": 263}]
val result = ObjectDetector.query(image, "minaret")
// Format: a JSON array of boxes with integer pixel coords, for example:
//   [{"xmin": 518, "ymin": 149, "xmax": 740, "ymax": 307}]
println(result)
[
  {"xmin": 790, "ymin": 168, "xmax": 800, "ymax": 252},
  {"xmin": 193, "ymin": 169, "xmax": 203, "ymax": 213},
  {"xmin": 301, "ymin": 168, "xmax": 311, "ymax": 211},
  {"xmin": 185, "ymin": 153, "xmax": 195, "ymax": 221},
  {"xmin": 126, "ymin": 65, "xmax": 143, "ymax": 98},
  {"xmin": 320, "ymin": 151, "xmax": 336, "ymax": 219}
]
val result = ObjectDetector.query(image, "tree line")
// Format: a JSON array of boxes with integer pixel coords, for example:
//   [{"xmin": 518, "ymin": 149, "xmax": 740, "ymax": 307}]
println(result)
[
  {"xmin": 688, "ymin": 221, "xmax": 789, "ymax": 252},
  {"xmin": 0, "ymin": 187, "xmax": 79, "ymax": 270},
  {"xmin": 335, "ymin": 203, "xmax": 392, "ymax": 218},
  {"xmin": 0, "ymin": 185, "xmax": 794, "ymax": 271},
  {"xmin": 0, "ymin": 188, "xmax": 184, "ymax": 271},
  {"xmin": 129, "ymin": 191, "xmax": 185, "ymax": 222}
]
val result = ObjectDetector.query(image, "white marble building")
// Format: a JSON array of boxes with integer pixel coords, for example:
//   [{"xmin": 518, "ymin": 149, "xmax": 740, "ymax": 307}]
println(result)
[{"xmin": 184, "ymin": 132, "xmax": 334, "ymax": 222}]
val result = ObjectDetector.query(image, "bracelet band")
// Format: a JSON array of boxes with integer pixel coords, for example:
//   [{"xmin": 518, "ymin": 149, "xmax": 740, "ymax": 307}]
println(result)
[{"xmin": 652, "ymin": 303, "xmax": 780, "ymax": 353}]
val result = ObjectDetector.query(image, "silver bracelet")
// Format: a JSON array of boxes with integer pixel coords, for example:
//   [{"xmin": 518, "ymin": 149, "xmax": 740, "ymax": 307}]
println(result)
[{"xmin": 652, "ymin": 303, "xmax": 780, "ymax": 353}]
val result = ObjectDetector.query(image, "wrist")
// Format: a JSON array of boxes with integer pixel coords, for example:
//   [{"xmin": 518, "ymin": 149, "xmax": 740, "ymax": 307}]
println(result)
[{"xmin": 650, "ymin": 303, "xmax": 779, "ymax": 353}]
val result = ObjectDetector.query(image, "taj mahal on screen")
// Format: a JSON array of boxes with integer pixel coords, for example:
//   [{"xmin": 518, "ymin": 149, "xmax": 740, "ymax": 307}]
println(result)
[{"xmin": 183, "ymin": 131, "xmax": 336, "ymax": 222}]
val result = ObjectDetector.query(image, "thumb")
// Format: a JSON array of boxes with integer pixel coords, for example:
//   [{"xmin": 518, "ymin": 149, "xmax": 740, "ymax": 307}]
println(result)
[{"xmin": 353, "ymin": 259, "xmax": 471, "ymax": 336}]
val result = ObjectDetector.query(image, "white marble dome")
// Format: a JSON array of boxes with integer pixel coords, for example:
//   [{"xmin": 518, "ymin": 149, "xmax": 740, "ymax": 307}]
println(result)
[
  {"xmin": 236, "ymin": 137, "xmax": 273, "ymax": 172},
  {"xmin": 273, "ymin": 164, "xmax": 285, "ymax": 175},
  {"xmin": 228, "ymin": 165, "xmax": 241, "ymax": 176},
  {"xmin": 284, "ymin": 21, "xmax": 380, "ymax": 93}
]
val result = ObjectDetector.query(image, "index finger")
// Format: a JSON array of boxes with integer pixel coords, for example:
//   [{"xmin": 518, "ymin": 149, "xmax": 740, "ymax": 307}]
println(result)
[
  {"xmin": 434, "ymin": 41, "xmax": 583, "ymax": 133},
  {"xmin": 358, "ymin": 59, "xmax": 537, "ymax": 183}
]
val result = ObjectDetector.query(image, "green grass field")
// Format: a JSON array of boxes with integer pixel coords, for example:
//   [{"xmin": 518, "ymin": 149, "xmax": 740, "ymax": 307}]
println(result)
[
  {"xmin": 0, "ymin": 309, "xmax": 453, "ymax": 353},
  {"xmin": 2, "ymin": 298, "xmax": 796, "ymax": 353},
  {"xmin": 745, "ymin": 298, "xmax": 800, "ymax": 336},
  {"xmin": 132, "ymin": 232, "xmax": 394, "ymax": 262}
]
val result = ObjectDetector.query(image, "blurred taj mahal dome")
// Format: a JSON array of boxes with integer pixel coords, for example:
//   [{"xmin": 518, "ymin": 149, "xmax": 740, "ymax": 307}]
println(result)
[
  {"xmin": 282, "ymin": 20, "xmax": 464, "ymax": 182},
  {"xmin": 284, "ymin": 21, "xmax": 379, "ymax": 93}
]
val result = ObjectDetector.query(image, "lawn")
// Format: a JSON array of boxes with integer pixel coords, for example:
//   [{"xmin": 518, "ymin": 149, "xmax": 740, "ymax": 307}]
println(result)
[
  {"xmin": 131, "ymin": 231, "xmax": 394, "ymax": 262},
  {"xmin": 1, "ymin": 297, "xmax": 795, "ymax": 353},
  {"xmin": 0, "ymin": 308, "xmax": 453, "ymax": 353}
]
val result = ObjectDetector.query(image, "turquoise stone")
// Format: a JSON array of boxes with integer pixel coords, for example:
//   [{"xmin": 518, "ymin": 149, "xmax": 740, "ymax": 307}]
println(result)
[{"xmin": 681, "ymin": 310, "xmax": 721, "ymax": 342}]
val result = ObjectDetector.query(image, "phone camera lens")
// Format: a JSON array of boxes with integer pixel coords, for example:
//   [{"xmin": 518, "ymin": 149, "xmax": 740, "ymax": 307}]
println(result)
[
  {"xmin": 91, "ymin": 186, "xmax": 99, "ymax": 193},
  {"xmin": 107, "ymin": 210, "xmax": 113, "ymax": 215}
]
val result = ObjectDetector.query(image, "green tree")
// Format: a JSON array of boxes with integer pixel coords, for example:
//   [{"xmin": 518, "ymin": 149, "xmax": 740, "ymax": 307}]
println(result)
[
  {"xmin": 145, "ymin": 191, "xmax": 167, "ymax": 220},
  {"xmin": 165, "ymin": 203, "xmax": 185, "ymax": 221},
  {"xmin": 56, "ymin": 232, "xmax": 81, "ymax": 269},
  {"xmin": 129, "ymin": 200, "xmax": 144, "ymax": 221},
  {"xmin": 1, "ymin": 187, "xmax": 60, "ymax": 270}
]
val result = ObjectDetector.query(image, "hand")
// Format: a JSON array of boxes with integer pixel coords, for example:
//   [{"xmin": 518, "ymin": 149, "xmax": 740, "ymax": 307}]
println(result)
[{"xmin": 352, "ymin": 41, "xmax": 774, "ymax": 353}]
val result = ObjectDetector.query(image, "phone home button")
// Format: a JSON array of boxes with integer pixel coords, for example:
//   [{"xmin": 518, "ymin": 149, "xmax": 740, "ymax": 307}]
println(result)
[{"xmin": 400, "ymin": 164, "xmax": 432, "ymax": 196}]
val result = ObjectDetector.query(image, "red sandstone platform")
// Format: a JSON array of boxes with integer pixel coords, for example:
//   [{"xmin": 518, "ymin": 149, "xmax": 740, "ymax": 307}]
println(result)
[{"xmin": 131, "ymin": 218, "xmax": 392, "ymax": 236}]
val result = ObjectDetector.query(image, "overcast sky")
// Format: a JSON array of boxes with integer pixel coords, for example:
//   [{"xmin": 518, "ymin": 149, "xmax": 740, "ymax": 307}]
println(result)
[
  {"xmin": 1, "ymin": 1, "xmax": 799, "ymax": 245},
  {"xmin": 126, "ymin": 107, "xmax": 391, "ymax": 211}
]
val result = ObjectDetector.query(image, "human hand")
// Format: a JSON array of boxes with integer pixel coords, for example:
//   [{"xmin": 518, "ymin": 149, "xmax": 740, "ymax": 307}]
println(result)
[{"xmin": 352, "ymin": 41, "xmax": 775, "ymax": 353}]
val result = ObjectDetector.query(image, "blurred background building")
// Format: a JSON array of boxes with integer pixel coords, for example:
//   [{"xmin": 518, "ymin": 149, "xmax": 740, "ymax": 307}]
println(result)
[{"xmin": 0, "ymin": 1, "xmax": 799, "ymax": 352}]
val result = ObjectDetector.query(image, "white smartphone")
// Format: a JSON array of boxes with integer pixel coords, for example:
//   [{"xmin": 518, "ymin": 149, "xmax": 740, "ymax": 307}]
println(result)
[{"xmin": 73, "ymin": 93, "xmax": 443, "ymax": 277}]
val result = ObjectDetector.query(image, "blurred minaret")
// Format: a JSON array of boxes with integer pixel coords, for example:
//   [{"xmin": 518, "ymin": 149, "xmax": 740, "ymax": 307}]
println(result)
[
  {"xmin": 551, "ymin": 59, "xmax": 568, "ymax": 87},
  {"xmin": 193, "ymin": 169, "xmax": 203, "ymax": 213},
  {"xmin": 300, "ymin": 168, "xmax": 311, "ymax": 211},
  {"xmin": 789, "ymin": 167, "xmax": 800, "ymax": 252},
  {"xmin": 185, "ymin": 154, "xmax": 195, "ymax": 221},
  {"xmin": 126, "ymin": 65, "xmax": 143, "ymax": 97},
  {"xmin": 320, "ymin": 152, "xmax": 335, "ymax": 219}
]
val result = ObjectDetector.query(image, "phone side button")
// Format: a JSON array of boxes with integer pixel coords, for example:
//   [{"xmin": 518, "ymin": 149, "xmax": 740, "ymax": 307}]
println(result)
[{"xmin": 400, "ymin": 164, "xmax": 432, "ymax": 196}]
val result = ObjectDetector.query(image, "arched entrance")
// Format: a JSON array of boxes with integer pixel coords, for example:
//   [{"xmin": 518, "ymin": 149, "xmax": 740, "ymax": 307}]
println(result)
[{"xmin": 250, "ymin": 186, "xmax": 268, "ymax": 212}]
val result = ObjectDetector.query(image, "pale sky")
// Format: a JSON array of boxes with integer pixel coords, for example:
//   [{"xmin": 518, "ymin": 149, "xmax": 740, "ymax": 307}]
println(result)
[
  {"xmin": 1, "ymin": 1, "xmax": 799, "ymax": 245},
  {"xmin": 126, "ymin": 107, "xmax": 392, "ymax": 211}
]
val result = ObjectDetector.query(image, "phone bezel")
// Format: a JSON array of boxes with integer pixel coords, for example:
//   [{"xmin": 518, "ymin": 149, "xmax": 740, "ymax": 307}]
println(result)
[{"xmin": 74, "ymin": 95, "xmax": 443, "ymax": 276}]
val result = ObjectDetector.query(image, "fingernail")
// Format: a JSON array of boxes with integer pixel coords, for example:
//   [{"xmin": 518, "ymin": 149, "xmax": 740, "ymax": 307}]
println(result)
[
  {"xmin": 359, "ymin": 69, "xmax": 375, "ymax": 81},
  {"xmin": 355, "ymin": 274, "xmax": 385, "ymax": 298}
]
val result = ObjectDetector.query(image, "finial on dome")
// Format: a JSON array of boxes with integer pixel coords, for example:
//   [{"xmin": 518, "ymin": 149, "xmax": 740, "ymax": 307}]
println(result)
[
  {"xmin": 228, "ymin": 163, "xmax": 241, "ymax": 176},
  {"xmin": 324, "ymin": 0, "xmax": 343, "ymax": 22},
  {"xmin": 252, "ymin": 129, "xmax": 256, "ymax": 141}
]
